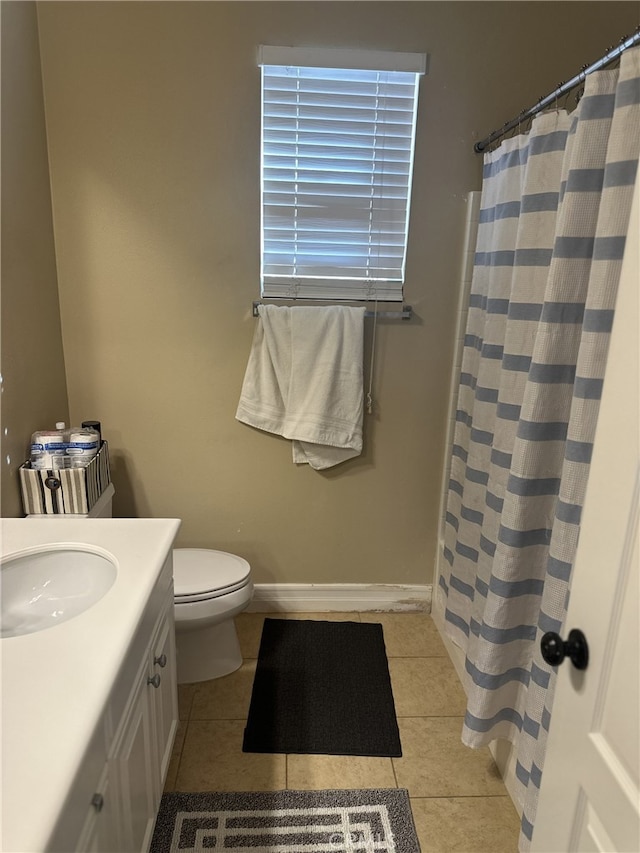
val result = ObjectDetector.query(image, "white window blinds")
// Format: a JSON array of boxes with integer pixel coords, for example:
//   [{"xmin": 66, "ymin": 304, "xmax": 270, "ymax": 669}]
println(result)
[{"xmin": 259, "ymin": 47, "xmax": 426, "ymax": 301}]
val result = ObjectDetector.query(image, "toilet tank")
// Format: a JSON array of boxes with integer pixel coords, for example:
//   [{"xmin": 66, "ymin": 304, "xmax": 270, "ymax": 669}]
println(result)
[{"xmin": 26, "ymin": 483, "xmax": 115, "ymax": 519}]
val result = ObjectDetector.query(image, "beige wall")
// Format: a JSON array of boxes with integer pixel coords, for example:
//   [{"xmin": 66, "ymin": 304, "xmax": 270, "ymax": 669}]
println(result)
[
  {"xmin": 35, "ymin": 1, "xmax": 637, "ymax": 584},
  {"xmin": 1, "ymin": 1, "xmax": 69, "ymax": 518}
]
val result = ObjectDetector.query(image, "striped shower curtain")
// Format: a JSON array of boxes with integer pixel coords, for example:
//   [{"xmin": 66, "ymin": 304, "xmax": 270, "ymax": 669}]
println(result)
[{"xmin": 440, "ymin": 47, "xmax": 639, "ymax": 849}]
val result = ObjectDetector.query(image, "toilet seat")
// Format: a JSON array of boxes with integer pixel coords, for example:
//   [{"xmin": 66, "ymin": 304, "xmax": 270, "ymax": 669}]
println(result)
[{"xmin": 173, "ymin": 548, "xmax": 251, "ymax": 604}]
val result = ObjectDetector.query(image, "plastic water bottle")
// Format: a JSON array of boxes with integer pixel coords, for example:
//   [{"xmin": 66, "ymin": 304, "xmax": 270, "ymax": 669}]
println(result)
[
  {"xmin": 66, "ymin": 427, "xmax": 100, "ymax": 467},
  {"xmin": 30, "ymin": 422, "xmax": 69, "ymax": 469}
]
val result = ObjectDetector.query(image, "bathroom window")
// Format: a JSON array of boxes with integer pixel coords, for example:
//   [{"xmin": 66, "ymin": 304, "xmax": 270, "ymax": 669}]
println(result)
[{"xmin": 259, "ymin": 46, "xmax": 427, "ymax": 302}]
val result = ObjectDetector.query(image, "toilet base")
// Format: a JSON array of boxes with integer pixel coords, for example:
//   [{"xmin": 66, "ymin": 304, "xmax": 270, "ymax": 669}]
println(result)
[{"xmin": 176, "ymin": 618, "xmax": 243, "ymax": 684}]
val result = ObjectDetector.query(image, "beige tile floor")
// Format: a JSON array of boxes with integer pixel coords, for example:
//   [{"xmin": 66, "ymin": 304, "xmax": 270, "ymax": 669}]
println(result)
[{"xmin": 165, "ymin": 612, "xmax": 521, "ymax": 852}]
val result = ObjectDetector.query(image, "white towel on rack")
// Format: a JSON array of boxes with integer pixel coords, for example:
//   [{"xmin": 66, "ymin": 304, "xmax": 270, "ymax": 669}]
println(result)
[{"xmin": 236, "ymin": 305, "xmax": 366, "ymax": 469}]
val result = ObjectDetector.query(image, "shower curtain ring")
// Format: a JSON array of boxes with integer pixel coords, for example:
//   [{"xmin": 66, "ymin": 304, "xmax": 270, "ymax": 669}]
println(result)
[{"xmin": 554, "ymin": 84, "xmax": 563, "ymax": 113}]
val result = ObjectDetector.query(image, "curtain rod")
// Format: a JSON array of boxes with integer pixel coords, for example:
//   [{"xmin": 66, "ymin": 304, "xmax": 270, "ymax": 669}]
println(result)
[
  {"xmin": 474, "ymin": 27, "xmax": 640, "ymax": 154},
  {"xmin": 252, "ymin": 301, "xmax": 413, "ymax": 320}
]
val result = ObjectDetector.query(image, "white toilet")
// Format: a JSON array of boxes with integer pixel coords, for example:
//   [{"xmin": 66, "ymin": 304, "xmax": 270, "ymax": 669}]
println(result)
[
  {"xmin": 27, "ymin": 484, "xmax": 254, "ymax": 684},
  {"xmin": 172, "ymin": 548, "xmax": 253, "ymax": 684}
]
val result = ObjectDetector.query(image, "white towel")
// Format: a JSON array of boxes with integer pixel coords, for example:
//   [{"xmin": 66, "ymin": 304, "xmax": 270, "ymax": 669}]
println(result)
[{"xmin": 236, "ymin": 305, "xmax": 366, "ymax": 470}]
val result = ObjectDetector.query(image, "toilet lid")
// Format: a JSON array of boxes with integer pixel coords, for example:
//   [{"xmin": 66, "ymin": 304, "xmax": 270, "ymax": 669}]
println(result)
[{"xmin": 173, "ymin": 548, "xmax": 251, "ymax": 601}]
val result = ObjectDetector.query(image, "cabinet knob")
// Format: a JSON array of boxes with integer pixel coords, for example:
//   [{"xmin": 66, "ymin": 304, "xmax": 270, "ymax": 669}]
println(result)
[
  {"xmin": 147, "ymin": 673, "xmax": 161, "ymax": 689},
  {"xmin": 91, "ymin": 794, "xmax": 104, "ymax": 813},
  {"xmin": 154, "ymin": 653, "xmax": 167, "ymax": 668}
]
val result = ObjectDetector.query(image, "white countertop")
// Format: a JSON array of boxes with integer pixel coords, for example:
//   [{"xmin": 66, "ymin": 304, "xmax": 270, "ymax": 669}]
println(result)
[{"xmin": 0, "ymin": 517, "xmax": 181, "ymax": 853}]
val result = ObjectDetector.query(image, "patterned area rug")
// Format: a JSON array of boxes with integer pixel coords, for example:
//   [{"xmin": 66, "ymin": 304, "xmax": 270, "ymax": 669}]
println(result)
[{"xmin": 150, "ymin": 789, "xmax": 420, "ymax": 852}]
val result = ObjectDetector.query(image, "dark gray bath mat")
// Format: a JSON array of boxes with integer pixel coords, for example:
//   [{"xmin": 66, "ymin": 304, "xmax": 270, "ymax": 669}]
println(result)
[
  {"xmin": 150, "ymin": 788, "xmax": 420, "ymax": 852},
  {"xmin": 242, "ymin": 618, "xmax": 402, "ymax": 757}
]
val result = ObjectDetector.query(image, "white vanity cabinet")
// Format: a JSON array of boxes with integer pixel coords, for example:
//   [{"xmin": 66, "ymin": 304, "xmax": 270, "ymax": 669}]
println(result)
[
  {"xmin": 55, "ymin": 556, "xmax": 179, "ymax": 853},
  {"xmin": 1, "ymin": 518, "xmax": 182, "ymax": 853}
]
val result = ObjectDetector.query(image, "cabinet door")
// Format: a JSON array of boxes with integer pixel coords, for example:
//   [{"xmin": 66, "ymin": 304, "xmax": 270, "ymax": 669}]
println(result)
[
  {"xmin": 111, "ymin": 656, "xmax": 157, "ymax": 853},
  {"xmin": 76, "ymin": 767, "xmax": 117, "ymax": 853},
  {"xmin": 149, "ymin": 596, "xmax": 179, "ymax": 803}
]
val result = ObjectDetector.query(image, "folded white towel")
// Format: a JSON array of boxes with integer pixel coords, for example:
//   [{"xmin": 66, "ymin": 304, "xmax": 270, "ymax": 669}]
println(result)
[{"xmin": 236, "ymin": 305, "xmax": 366, "ymax": 469}]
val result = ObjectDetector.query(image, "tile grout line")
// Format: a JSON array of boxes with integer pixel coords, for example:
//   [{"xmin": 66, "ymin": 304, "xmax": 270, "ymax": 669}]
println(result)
[
  {"xmin": 173, "ymin": 686, "xmax": 198, "ymax": 790},
  {"xmin": 176, "ymin": 689, "xmax": 193, "ymax": 786},
  {"xmin": 390, "ymin": 753, "xmax": 400, "ymax": 789},
  {"xmin": 172, "ymin": 719, "xmax": 189, "ymax": 790},
  {"xmin": 409, "ymin": 793, "xmax": 515, "ymax": 800}
]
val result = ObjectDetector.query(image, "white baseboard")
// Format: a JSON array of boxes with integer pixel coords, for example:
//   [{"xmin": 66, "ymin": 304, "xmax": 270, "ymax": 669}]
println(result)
[{"xmin": 246, "ymin": 583, "xmax": 432, "ymax": 613}]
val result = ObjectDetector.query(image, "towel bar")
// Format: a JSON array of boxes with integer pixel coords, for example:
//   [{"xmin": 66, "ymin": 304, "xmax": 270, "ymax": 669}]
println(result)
[{"xmin": 252, "ymin": 301, "xmax": 412, "ymax": 320}]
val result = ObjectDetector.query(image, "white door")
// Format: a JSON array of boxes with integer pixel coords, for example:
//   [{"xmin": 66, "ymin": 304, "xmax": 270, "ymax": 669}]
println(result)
[{"xmin": 531, "ymin": 179, "xmax": 640, "ymax": 852}]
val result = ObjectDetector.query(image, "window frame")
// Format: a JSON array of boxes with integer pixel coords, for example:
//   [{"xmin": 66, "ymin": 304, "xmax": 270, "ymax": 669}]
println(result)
[{"xmin": 259, "ymin": 46, "xmax": 427, "ymax": 303}]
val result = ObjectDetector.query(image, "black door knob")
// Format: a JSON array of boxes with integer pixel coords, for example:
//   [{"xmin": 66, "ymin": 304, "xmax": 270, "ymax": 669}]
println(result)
[{"xmin": 540, "ymin": 629, "xmax": 589, "ymax": 670}]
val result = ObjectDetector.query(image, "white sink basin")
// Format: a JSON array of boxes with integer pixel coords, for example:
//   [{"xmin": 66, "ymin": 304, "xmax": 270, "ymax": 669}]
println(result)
[{"xmin": 1, "ymin": 545, "xmax": 117, "ymax": 638}]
